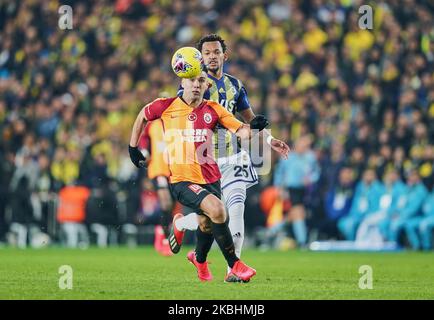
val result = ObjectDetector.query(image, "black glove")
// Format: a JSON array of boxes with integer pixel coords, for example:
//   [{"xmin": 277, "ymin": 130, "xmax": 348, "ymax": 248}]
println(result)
[
  {"xmin": 129, "ymin": 145, "xmax": 147, "ymax": 168},
  {"xmin": 250, "ymin": 115, "xmax": 269, "ymax": 131}
]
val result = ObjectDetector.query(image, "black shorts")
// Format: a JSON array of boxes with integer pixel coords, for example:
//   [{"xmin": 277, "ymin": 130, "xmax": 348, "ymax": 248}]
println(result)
[
  {"xmin": 169, "ymin": 181, "xmax": 221, "ymax": 213},
  {"xmin": 288, "ymin": 187, "xmax": 305, "ymax": 206},
  {"xmin": 151, "ymin": 176, "xmax": 170, "ymax": 190}
]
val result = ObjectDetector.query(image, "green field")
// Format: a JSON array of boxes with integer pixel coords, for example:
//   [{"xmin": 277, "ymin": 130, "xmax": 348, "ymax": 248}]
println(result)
[{"xmin": 1, "ymin": 247, "xmax": 433, "ymax": 300}]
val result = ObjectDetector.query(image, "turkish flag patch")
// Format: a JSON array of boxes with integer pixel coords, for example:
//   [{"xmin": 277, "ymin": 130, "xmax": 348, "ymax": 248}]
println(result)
[{"xmin": 188, "ymin": 184, "xmax": 204, "ymax": 195}]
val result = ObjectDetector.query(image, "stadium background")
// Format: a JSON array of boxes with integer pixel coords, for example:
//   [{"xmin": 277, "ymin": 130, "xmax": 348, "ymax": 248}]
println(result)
[{"xmin": 1, "ymin": 0, "xmax": 434, "ymax": 250}]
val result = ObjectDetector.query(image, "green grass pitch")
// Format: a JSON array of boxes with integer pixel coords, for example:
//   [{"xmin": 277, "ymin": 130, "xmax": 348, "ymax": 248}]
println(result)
[{"xmin": 1, "ymin": 247, "xmax": 433, "ymax": 299}]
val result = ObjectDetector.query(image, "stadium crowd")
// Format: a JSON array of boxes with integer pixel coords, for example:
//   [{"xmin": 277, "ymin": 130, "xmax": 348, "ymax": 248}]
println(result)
[{"xmin": 0, "ymin": 0, "xmax": 433, "ymax": 249}]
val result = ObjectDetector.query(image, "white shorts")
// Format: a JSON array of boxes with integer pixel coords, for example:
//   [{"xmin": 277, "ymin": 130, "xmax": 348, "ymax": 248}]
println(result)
[{"xmin": 217, "ymin": 150, "xmax": 258, "ymax": 191}]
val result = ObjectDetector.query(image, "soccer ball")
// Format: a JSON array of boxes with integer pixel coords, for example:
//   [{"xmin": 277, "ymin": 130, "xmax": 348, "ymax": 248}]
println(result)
[{"xmin": 171, "ymin": 47, "xmax": 203, "ymax": 78}]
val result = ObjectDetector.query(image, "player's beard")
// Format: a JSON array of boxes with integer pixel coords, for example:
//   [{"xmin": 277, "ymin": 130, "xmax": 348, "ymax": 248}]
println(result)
[{"xmin": 206, "ymin": 62, "xmax": 220, "ymax": 75}]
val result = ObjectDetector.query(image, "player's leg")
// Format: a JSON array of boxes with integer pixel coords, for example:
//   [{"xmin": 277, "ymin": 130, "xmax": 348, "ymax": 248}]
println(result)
[
  {"xmin": 174, "ymin": 212, "xmax": 199, "ymax": 231},
  {"xmin": 223, "ymin": 183, "xmax": 246, "ymax": 260},
  {"xmin": 287, "ymin": 188, "xmax": 307, "ymax": 246},
  {"xmin": 169, "ymin": 181, "xmax": 256, "ymax": 281},
  {"xmin": 199, "ymin": 193, "xmax": 236, "ymax": 265},
  {"xmin": 154, "ymin": 176, "xmax": 173, "ymax": 238},
  {"xmin": 194, "ymin": 214, "xmax": 214, "ymax": 263},
  {"xmin": 198, "ymin": 192, "xmax": 256, "ymax": 281}
]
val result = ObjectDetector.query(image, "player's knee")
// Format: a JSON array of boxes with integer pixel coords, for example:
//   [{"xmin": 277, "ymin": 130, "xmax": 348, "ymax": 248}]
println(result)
[
  {"xmin": 208, "ymin": 200, "xmax": 226, "ymax": 223},
  {"xmin": 198, "ymin": 218, "xmax": 212, "ymax": 233}
]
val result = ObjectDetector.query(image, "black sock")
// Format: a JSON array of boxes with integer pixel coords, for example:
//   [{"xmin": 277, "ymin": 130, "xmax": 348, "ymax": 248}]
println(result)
[
  {"xmin": 211, "ymin": 220, "xmax": 239, "ymax": 268},
  {"xmin": 160, "ymin": 210, "xmax": 171, "ymax": 238},
  {"xmin": 195, "ymin": 227, "xmax": 214, "ymax": 263}
]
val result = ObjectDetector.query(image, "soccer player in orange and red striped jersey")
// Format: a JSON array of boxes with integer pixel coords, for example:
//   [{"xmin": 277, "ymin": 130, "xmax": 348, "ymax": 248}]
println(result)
[
  {"xmin": 139, "ymin": 119, "xmax": 173, "ymax": 256},
  {"xmin": 129, "ymin": 68, "xmax": 270, "ymax": 282}
]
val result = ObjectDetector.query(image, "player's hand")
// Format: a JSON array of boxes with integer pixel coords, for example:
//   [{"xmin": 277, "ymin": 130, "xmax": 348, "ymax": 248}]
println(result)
[
  {"xmin": 250, "ymin": 115, "xmax": 269, "ymax": 131},
  {"xmin": 270, "ymin": 138, "xmax": 290, "ymax": 159},
  {"xmin": 129, "ymin": 145, "xmax": 147, "ymax": 168}
]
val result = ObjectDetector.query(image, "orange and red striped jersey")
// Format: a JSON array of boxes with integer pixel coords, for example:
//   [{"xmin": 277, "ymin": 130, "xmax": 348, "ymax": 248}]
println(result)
[
  {"xmin": 143, "ymin": 97, "xmax": 243, "ymax": 184},
  {"xmin": 140, "ymin": 120, "xmax": 170, "ymax": 179}
]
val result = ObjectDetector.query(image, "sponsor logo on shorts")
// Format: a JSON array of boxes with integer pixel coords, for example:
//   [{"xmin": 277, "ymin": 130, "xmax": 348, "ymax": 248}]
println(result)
[{"xmin": 188, "ymin": 184, "xmax": 204, "ymax": 195}]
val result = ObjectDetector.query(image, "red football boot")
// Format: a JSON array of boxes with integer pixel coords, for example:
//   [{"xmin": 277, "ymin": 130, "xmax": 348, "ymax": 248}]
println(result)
[
  {"xmin": 187, "ymin": 251, "xmax": 213, "ymax": 282},
  {"xmin": 230, "ymin": 260, "xmax": 256, "ymax": 282},
  {"xmin": 168, "ymin": 213, "xmax": 185, "ymax": 254}
]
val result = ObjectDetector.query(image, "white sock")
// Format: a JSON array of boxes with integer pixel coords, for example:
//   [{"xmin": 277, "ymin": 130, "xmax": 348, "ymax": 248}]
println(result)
[
  {"xmin": 175, "ymin": 213, "xmax": 199, "ymax": 231},
  {"xmin": 223, "ymin": 186, "xmax": 246, "ymax": 273}
]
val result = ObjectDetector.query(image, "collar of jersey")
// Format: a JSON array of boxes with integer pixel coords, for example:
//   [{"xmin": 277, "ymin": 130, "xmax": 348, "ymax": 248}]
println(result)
[
  {"xmin": 207, "ymin": 73, "xmax": 224, "ymax": 82},
  {"xmin": 177, "ymin": 96, "xmax": 207, "ymax": 109}
]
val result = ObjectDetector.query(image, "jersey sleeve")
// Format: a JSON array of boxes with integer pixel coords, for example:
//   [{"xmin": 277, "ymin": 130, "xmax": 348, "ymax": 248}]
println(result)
[
  {"xmin": 143, "ymin": 98, "xmax": 174, "ymax": 121},
  {"xmin": 236, "ymin": 81, "xmax": 251, "ymax": 112},
  {"xmin": 210, "ymin": 102, "xmax": 243, "ymax": 133}
]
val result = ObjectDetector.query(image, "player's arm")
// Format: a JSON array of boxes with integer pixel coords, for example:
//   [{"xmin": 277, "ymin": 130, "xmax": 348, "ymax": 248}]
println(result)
[
  {"xmin": 239, "ymin": 108, "xmax": 290, "ymax": 159},
  {"xmin": 130, "ymin": 106, "xmax": 148, "ymax": 148},
  {"xmin": 237, "ymin": 83, "xmax": 290, "ymax": 158},
  {"xmin": 129, "ymin": 98, "xmax": 170, "ymax": 168},
  {"xmin": 213, "ymin": 102, "xmax": 268, "ymax": 140},
  {"xmin": 129, "ymin": 106, "xmax": 149, "ymax": 168}
]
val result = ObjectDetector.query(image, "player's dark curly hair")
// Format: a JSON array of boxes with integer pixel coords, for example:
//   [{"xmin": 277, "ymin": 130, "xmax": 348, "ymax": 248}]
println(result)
[{"xmin": 197, "ymin": 34, "xmax": 227, "ymax": 53}]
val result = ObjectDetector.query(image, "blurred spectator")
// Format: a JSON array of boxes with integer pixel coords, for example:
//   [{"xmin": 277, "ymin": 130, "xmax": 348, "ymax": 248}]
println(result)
[
  {"xmin": 337, "ymin": 169, "xmax": 383, "ymax": 241},
  {"xmin": 57, "ymin": 184, "xmax": 91, "ymax": 248},
  {"xmin": 273, "ymin": 135, "xmax": 320, "ymax": 246},
  {"xmin": 355, "ymin": 168, "xmax": 407, "ymax": 244},
  {"xmin": 86, "ymin": 179, "xmax": 119, "ymax": 247},
  {"xmin": 0, "ymin": 151, "xmax": 15, "ymax": 242},
  {"xmin": 121, "ymin": 177, "xmax": 161, "ymax": 247},
  {"xmin": 378, "ymin": 170, "xmax": 428, "ymax": 245},
  {"xmin": 316, "ymin": 167, "xmax": 355, "ymax": 239},
  {"xmin": 404, "ymin": 188, "xmax": 434, "ymax": 250},
  {"xmin": 32, "ymin": 153, "xmax": 56, "ymax": 232},
  {"xmin": 7, "ymin": 176, "xmax": 33, "ymax": 248}
]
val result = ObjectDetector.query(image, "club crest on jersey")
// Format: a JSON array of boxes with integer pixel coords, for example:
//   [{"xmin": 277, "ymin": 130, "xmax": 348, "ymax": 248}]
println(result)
[
  {"xmin": 188, "ymin": 113, "xmax": 197, "ymax": 122},
  {"xmin": 203, "ymin": 112, "xmax": 212, "ymax": 124},
  {"xmin": 188, "ymin": 184, "xmax": 204, "ymax": 195}
]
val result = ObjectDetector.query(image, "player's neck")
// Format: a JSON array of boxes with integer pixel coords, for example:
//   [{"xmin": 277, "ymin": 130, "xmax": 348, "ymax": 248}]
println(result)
[
  {"xmin": 181, "ymin": 95, "xmax": 202, "ymax": 108},
  {"xmin": 208, "ymin": 69, "xmax": 223, "ymax": 80}
]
